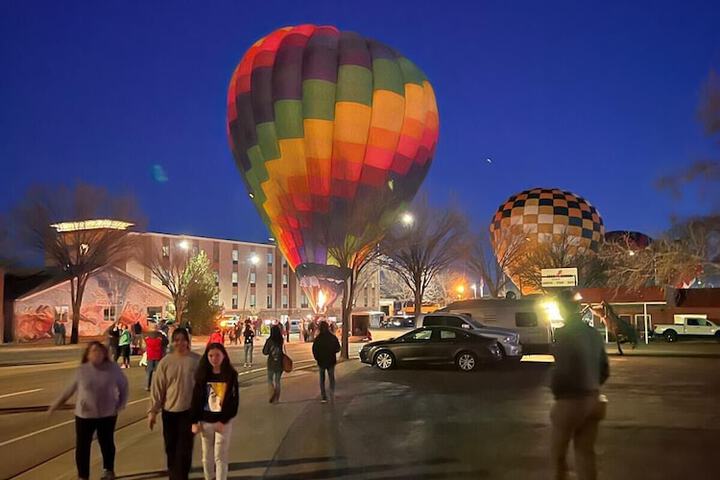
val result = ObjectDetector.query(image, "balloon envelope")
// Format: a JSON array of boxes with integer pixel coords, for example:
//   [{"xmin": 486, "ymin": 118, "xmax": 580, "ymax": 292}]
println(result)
[
  {"xmin": 490, "ymin": 187, "xmax": 605, "ymax": 294},
  {"xmin": 227, "ymin": 25, "xmax": 439, "ymax": 312}
]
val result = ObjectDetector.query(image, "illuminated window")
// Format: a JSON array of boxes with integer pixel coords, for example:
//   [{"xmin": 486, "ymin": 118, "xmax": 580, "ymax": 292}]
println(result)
[
  {"xmin": 250, "ymin": 272, "xmax": 256, "ymax": 286},
  {"xmin": 231, "ymin": 272, "xmax": 238, "ymax": 286}
]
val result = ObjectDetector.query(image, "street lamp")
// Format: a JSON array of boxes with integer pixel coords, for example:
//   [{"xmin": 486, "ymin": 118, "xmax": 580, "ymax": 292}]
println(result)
[
  {"xmin": 471, "ymin": 283, "xmax": 477, "ymax": 299},
  {"xmin": 456, "ymin": 284, "xmax": 465, "ymax": 299},
  {"xmin": 249, "ymin": 253, "xmax": 260, "ymax": 265},
  {"xmin": 401, "ymin": 212, "xmax": 414, "ymax": 226},
  {"xmin": 178, "ymin": 240, "xmax": 190, "ymax": 250}
]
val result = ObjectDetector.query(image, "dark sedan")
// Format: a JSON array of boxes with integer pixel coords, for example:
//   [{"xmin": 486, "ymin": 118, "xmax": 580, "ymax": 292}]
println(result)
[{"xmin": 359, "ymin": 326, "xmax": 502, "ymax": 372}]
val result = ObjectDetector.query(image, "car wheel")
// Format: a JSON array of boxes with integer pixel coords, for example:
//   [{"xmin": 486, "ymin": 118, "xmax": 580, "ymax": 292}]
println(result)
[
  {"xmin": 664, "ymin": 330, "xmax": 677, "ymax": 342},
  {"xmin": 456, "ymin": 351, "xmax": 478, "ymax": 372},
  {"xmin": 496, "ymin": 343, "xmax": 506, "ymax": 360},
  {"xmin": 374, "ymin": 350, "xmax": 395, "ymax": 370},
  {"xmin": 715, "ymin": 331, "xmax": 720, "ymax": 342}
]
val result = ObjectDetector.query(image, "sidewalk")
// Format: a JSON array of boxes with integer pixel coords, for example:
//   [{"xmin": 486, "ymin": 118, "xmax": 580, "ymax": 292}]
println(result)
[{"xmin": 15, "ymin": 360, "xmax": 359, "ymax": 480}]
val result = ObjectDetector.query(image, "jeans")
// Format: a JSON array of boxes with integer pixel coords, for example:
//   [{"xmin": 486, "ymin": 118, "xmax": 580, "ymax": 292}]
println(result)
[
  {"xmin": 54, "ymin": 333, "xmax": 64, "ymax": 345},
  {"xmin": 75, "ymin": 415, "xmax": 117, "ymax": 479},
  {"xmin": 199, "ymin": 421, "xmax": 233, "ymax": 480},
  {"xmin": 146, "ymin": 359, "xmax": 160, "ymax": 389},
  {"xmin": 319, "ymin": 365, "xmax": 336, "ymax": 400},
  {"xmin": 244, "ymin": 343, "xmax": 253, "ymax": 365},
  {"xmin": 267, "ymin": 369, "xmax": 282, "ymax": 398},
  {"xmin": 550, "ymin": 396, "xmax": 606, "ymax": 480},
  {"xmin": 162, "ymin": 410, "xmax": 195, "ymax": 480}
]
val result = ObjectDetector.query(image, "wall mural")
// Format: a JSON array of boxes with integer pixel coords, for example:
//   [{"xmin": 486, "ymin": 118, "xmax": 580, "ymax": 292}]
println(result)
[{"xmin": 13, "ymin": 268, "xmax": 170, "ymax": 342}]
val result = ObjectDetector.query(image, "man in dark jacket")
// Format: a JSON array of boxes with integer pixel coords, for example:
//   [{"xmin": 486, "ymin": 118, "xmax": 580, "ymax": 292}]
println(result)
[
  {"xmin": 550, "ymin": 291, "xmax": 609, "ymax": 480},
  {"xmin": 312, "ymin": 321, "xmax": 341, "ymax": 403}
]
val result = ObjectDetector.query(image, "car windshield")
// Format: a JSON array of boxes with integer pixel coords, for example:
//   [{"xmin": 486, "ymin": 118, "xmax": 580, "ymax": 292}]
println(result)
[{"xmin": 461, "ymin": 315, "xmax": 486, "ymax": 329}]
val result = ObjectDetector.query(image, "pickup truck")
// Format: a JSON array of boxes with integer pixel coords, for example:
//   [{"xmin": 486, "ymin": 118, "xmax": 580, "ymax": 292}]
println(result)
[{"xmin": 653, "ymin": 317, "xmax": 720, "ymax": 342}]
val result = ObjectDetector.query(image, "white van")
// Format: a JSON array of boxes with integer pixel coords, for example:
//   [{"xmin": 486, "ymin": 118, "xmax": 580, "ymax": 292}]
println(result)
[{"xmin": 437, "ymin": 298, "xmax": 561, "ymax": 353}]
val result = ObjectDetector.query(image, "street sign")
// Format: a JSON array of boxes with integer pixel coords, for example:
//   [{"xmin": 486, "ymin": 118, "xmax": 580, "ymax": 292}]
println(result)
[{"xmin": 541, "ymin": 268, "xmax": 578, "ymax": 287}]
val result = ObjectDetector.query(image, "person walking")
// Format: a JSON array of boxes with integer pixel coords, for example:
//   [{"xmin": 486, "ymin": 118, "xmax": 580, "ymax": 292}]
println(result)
[
  {"xmin": 242, "ymin": 320, "xmax": 255, "ymax": 367},
  {"xmin": 49, "ymin": 341, "xmax": 128, "ymax": 480},
  {"xmin": 52, "ymin": 319, "xmax": 63, "ymax": 345},
  {"xmin": 107, "ymin": 322, "xmax": 121, "ymax": 363},
  {"xmin": 118, "ymin": 324, "xmax": 132, "ymax": 368},
  {"xmin": 312, "ymin": 321, "xmax": 341, "ymax": 403},
  {"xmin": 284, "ymin": 319, "xmax": 291, "ymax": 343},
  {"xmin": 148, "ymin": 328, "xmax": 200, "ymax": 480},
  {"xmin": 262, "ymin": 325, "xmax": 286, "ymax": 403},
  {"xmin": 208, "ymin": 327, "xmax": 224, "ymax": 346},
  {"xmin": 190, "ymin": 343, "xmax": 239, "ymax": 480},
  {"xmin": 59, "ymin": 321, "xmax": 67, "ymax": 345},
  {"xmin": 550, "ymin": 291, "xmax": 610, "ymax": 480},
  {"xmin": 144, "ymin": 322, "xmax": 167, "ymax": 391}
]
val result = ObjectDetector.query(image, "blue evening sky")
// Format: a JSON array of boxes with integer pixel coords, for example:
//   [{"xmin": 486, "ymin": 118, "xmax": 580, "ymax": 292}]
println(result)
[{"xmin": 1, "ymin": 0, "xmax": 719, "ymax": 243}]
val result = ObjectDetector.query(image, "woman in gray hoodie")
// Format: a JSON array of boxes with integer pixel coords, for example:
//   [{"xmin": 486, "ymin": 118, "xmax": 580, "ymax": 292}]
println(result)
[{"xmin": 49, "ymin": 341, "xmax": 129, "ymax": 480}]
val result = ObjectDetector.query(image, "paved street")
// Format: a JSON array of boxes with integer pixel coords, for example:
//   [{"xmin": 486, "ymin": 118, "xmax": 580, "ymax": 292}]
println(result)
[{"xmin": 1, "ymin": 338, "xmax": 719, "ymax": 479}]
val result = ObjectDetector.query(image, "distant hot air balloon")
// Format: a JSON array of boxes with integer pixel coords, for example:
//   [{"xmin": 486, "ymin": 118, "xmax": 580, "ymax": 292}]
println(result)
[
  {"xmin": 490, "ymin": 187, "xmax": 605, "ymax": 294},
  {"xmin": 227, "ymin": 25, "xmax": 439, "ymax": 313}
]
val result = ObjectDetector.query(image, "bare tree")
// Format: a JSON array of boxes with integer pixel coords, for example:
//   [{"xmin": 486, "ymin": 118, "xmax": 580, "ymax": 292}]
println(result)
[
  {"xmin": 328, "ymin": 234, "xmax": 382, "ymax": 360},
  {"xmin": 380, "ymin": 201, "xmax": 468, "ymax": 316},
  {"xmin": 11, "ymin": 184, "xmax": 140, "ymax": 343},
  {"xmin": 469, "ymin": 231, "xmax": 526, "ymax": 298},
  {"xmin": 657, "ymin": 70, "xmax": 720, "ymax": 200},
  {"xmin": 139, "ymin": 238, "xmax": 198, "ymax": 328},
  {"xmin": 509, "ymin": 232, "xmax": 609, "ymax": 293},
  {"xmin": 604, "ymin": 218, "xmax": 720, "ymax": 290}
]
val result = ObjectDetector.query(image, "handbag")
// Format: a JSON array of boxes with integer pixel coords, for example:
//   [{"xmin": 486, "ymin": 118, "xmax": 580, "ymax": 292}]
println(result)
[{"xmin": 282, "ymin": 353, "xmax": 293, "ymax": 373}]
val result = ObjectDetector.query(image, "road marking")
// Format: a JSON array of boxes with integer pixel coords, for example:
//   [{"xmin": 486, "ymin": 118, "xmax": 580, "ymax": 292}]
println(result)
[
  {"xmin": 0, "ymin": 361, "xmax": 321, "ymax": 449},
  {"xmin": 0, "ymin": 389, "xmax": 42, "ymax": 400},
  {"xmin": 0, "ymin": 419, "xmax": 75, "ymax": 447}
]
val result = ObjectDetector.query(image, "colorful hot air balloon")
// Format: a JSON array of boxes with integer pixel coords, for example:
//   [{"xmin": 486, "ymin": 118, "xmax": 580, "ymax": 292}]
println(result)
[
  {"xmin": 490, "ymin": 187, "xmax": 605, "ymax": 293},
  {"xmin": 227, "ymin": 25, "xmax": 439, "ymax": 313}
]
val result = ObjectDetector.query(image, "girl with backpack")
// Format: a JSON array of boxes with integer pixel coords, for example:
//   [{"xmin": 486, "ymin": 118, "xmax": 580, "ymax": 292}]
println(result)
[
  {"xmin": 190, "ymin": 342, "xmax": 239, "ymax": 480},
  {"xmin": 262, "ymin": 325, "xmax": 286, "ymax": 403}
]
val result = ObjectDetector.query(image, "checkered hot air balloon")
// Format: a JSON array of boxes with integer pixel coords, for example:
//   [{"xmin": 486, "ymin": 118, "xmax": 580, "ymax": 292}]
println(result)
[
  {"xmin": 490, "ymin": 188, "xmax": 605, "ymax": 293},
  {"xmin": 227, "ymin": 25, "xmax": 439, "ymax": 313}
]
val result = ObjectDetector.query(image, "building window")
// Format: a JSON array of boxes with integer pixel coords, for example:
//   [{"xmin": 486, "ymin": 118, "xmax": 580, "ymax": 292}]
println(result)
[
  {"xmin": 267, "ymin": 295, "xmax": 273, "ymax": 309},
  {"xmin": 214, "ymin": 271, "xmax": 219, "ymax": 286},
  {"xmin": 267, "ymin": 252, "xmax": 273, "ymax": 265},
  {"xmin": 301, "ymin": 293, "xmax": 308, "ymax": 308},
  {"xmin": 250, "ymin": 294, "xmax": 256, "ymax": 308},
  {"xmin": 232, "ymin": 272, "xmax": 238, "ymax": 286},
  {"xmin": 250, "ymin": 271, "xmax": 256, "ymax": 286},
  {"xmin": 103, "ymin": 306, "xmax": 117, "ymax": 322},
  {"xmin": 192, "ymin": 246, "xmax": 199, "ymax": 256},
  {"xmin": 162, "ymin": 245, "xmax": 169, "ymax": 257},
  {"xmin": 147, "ymin": 306, "xmax": 162, "ymax": 320},
  {"xmin": 231, "ymin": 294, "xmax": 238, "ymax": 309},
  {"xmin": 232, "ymin": 249, "xmax": 239, "ymax": 263},
  {"xmin": 282, "ymin": 258, "xmax": 287, "ymax": 267},
  {"xmin": 282, "ymin": 273, "xmax": 288, "ymax": 288},
  {"xmin": 55, "ymin": 306, "xmax": 69, "ymax": 322},
  {"xmin": 282, "ymin": 294, "xmax": 288, "ymax": 309},
  {"xmin": 267, "ymin": 273, "xmax": 273, "ymax": 287}
]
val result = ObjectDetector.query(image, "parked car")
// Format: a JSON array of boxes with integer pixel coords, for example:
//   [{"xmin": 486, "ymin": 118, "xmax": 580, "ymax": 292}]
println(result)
[
  {"xmin": 359, "ymin": 326, "xmax": 502, "ymax": 372},
  {"xmin": 653, "ymin": 317, "xmax": 720, "ymax": 342},
  {"xmin": 382, "ymin": 315, "xmax": 415, "ymax": 328},
  {"xmin": 415, "ymin": 312, "xmax": 522, "ymax": 360}
]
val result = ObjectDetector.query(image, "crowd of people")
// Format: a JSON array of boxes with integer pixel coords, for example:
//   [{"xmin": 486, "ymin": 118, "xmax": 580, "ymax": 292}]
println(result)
[
  {"xmin": 47, "ymin": 317, "xmax": 343, "ymax": 480},
  {"xmin": 46, "ymin": 292, "xmax": 608, "ymax": 480}
]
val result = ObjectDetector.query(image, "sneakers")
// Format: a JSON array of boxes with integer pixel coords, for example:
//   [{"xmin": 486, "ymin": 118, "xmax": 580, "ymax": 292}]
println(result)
[
  {"xmin": 321, "ymin": 398, "xmax": 328, "ymax": 404},
  {"xmin": 100, "ymin": 471, "xmax": 115, "ymax": 480}
]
